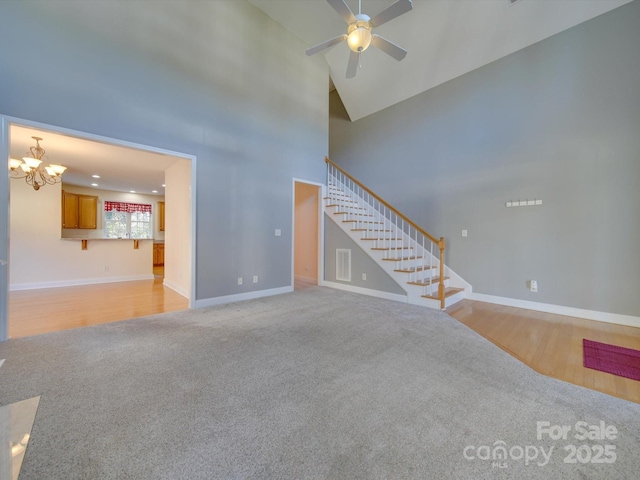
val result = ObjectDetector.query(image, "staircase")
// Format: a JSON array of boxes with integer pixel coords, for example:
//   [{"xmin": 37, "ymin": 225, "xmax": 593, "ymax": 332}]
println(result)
[{"xmin": 325, "ymin": 158, "xmax": 470, "ymax": 310}]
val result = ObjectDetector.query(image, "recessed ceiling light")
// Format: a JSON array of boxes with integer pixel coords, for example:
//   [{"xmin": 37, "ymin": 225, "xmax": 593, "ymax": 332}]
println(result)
[
  {"xmin": 91, "ymin": 183, "xmax": 99, "ymax": 187},
  {"xmin": 152, "ymin": 190, "xmax": 158, "ymax": 193},
  {"xmin": 130, "ymin": 190, "xmax": 136, "ymax": 193},
  {"xmin": 162, "ymin": 184, "xmax": 166, "ymax": 187},
  {"xmin": 92, "ymin": 174, "xmax": 100, "ymax": 178}
]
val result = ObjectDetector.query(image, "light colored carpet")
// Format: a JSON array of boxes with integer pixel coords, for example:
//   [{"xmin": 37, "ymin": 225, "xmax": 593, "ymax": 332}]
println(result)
[{"xmin": 0, "ymin": 287, "xmax": 638, "ymax": 479}]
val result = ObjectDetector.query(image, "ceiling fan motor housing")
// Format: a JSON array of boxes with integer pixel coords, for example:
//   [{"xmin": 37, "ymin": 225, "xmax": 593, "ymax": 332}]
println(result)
[{"xmin": 347, "ymin": 14, "xmax": 372, "ymax": 52}]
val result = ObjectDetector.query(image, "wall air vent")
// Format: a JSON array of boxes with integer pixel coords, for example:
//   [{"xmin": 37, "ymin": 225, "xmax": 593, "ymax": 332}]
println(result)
[{"xmin": 336, "ymin": 249, "xmax": 351, "ymax": 282}]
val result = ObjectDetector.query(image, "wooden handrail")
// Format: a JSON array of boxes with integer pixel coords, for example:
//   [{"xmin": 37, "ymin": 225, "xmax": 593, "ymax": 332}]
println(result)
[{"xmin": 326, "ymin": 157, "xmax": 439, "ymax": 245}]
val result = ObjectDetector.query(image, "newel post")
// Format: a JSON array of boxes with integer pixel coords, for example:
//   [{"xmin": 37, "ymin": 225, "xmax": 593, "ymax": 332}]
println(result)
[{"xmin": 438, "ymin": 237, "xmax": 446, "ymax": 310}]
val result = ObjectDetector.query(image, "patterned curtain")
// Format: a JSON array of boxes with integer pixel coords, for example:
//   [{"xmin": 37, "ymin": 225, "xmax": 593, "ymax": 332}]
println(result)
[{"xmin": 104, "ymin": 201, "xmax": 152, "ymax": 214}]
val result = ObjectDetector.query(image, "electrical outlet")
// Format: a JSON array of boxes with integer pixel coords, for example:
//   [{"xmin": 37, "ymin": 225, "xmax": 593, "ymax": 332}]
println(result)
[
  {"xmin": 253, "ymin": 275, "xmax": 258, "ymax": 283},
  {"xmin": 237, "ymin": 277, "xmax": 243, "ymax": 285},
  {"xmin": 104, "ymin": 266, "xmax": 109, "ymax": 272},
  {"xmin": 530, "ymin": 280, "xmax": 538, "ymax": 293},
  {"xmin": 462, "ymin": 229, "xmax": 468, "ymax": 238},
  {"xmin": 275, "ymin": 229, "xmax": 281, "ymax": 236},
  {"xmin": 362, "ymin": 273, "xmax": 367, "ymax": 281}
]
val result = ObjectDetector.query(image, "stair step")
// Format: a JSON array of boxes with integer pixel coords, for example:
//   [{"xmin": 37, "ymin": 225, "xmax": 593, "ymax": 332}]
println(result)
[
  {"xmin": 352, "ymin": 229, "xmax": 393, "ymax": 232},
  {"xmin": 343, "ymin": 220, "xmax": 384, "ymax": 224},
  {"xmin": 381, "ymin": 256, "xmax": 423, "ymax": 262},
  {"xmin": 334, "ymin": 212, "xmax": 374, "ymax": 217},
  {"xmin": 422, "ymin": 287, "xmax": 464, "ymax": 300},
  {"xmin": 407, "ymin": 276, "xmax": 449, "ymax": 286},
  {"xmin": 362, "ymin": 237, "xmax": 403, "ymax": 241},
  {"xmin": 371, "ymin": 247, "xmax": 412, "ymax": 251},
  {"xmin": 394, "ymin": 265, "xmax": 437, "ymax": 273},
  {"xmin": 332, "ymin": 208, "xmax": 368, "ymax": 213}
]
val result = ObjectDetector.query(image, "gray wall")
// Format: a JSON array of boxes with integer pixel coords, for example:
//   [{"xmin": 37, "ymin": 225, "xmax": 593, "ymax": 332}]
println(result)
[
  {"xmin": 330, "ymin": 2, "xmax": 640, "ymax": 316},
  {"xmin": 0, "ymin": 1, "xmax": 328, "ymax": 306},
  {"xmin": 324, "ymin": 215, "xmax": 405, "ymax": 295}
]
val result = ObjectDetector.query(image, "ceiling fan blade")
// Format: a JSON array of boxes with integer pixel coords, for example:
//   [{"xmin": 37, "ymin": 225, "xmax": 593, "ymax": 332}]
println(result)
[
  {"xmin": 346, "ymin": 51, "xmax": 359, "ymax": 79},
  {"xmin": 371, "ymin": 34, "xmax": 408, "ymax": 61},
  {"xmin": 369, "ymin": 0, "xmax": 413, "ymax": 28},
  {"xmin": 327, "ymin": 0, "xmax": 356, "ymax": 24},
  {"xmin": 306, "ymin": 34, "xmax": 348, "ymax": 56}
]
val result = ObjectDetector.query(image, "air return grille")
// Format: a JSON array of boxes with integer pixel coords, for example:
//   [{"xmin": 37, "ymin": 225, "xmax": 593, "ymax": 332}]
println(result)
[{"xmin": 336, "ymin": 249, "xmax": 351, "ymax": 282}]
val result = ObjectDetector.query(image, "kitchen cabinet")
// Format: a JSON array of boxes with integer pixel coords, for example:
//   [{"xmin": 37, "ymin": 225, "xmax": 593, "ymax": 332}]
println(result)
[
  {"xmin": 62, "ymin": 191, "xmax": 98, "ymax": 229},
  {"xmin": 158, "ymin": 201, "xmax": 165, "ymax": 232},
  {"xmin": 153, "ymin": 243, "xmax": 165, "ymax": 266}
]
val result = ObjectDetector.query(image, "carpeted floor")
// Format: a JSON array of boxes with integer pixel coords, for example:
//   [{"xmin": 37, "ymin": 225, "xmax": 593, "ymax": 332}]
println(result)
[{"xmin": 0, "ymin": 287, "xmax": 638, "ymax": 479}]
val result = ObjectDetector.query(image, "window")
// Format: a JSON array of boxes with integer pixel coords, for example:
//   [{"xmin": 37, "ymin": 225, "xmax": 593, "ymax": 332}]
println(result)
[{"xmin": 104, "ymin": 201, "xmax": 152, "ymax": 239}]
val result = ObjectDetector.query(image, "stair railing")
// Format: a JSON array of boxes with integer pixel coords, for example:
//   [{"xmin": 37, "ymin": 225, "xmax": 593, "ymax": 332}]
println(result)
[{"xmin": 325, "ymin": 157, "xmax": 447, "ymax": 309}]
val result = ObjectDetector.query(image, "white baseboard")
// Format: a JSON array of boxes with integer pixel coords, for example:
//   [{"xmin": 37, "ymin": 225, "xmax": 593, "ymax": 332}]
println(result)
[
  {"xmin": 162, "ymin": 279, "xmax": 189, "ymax": 299},
  {"xmin": 194, "ymin": 285, "xmax": 294, "ymax": 309},
  {"xmin": 323, "ymin": 281, "xmax": 408, "ymax": 304},
  {"xmin": 9, "ymin": 274, "xmax": 155, "ymax": 291},
  {"xmin": 467, "ymin": 292, "xmax": 640, "ymax": 328}
]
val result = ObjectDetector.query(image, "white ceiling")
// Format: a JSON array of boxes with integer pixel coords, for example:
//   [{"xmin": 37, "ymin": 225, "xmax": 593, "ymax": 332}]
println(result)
[
  {"xmin": 249, "ymin": 0, "xmax": 633, "ymax": 121},
  {"xmin": 10, "ymin": 125, "xmax": 180, "ymax": 195}
]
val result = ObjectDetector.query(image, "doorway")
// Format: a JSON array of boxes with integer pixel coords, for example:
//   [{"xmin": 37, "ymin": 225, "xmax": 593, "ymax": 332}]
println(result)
[
  {"xmin": 293, "ymin": 181, "xmax": 322, "ymax": 290},
  {"xmin": 0, "ymin": 116, "xmax": 196, "ymax": 341}
]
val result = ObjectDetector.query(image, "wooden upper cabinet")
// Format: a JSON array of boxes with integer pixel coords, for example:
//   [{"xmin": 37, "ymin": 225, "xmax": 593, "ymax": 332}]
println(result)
[
  {"xmin": 62, "ymin": 191, "xmax": 79, "ymax": 229},
  {"xmin": 158, "ymin": 201, "xmax": 165, "ymax": 232},
  {"xmin": 62, "ymin": 190, "xmax": 97, "ymax": 230},
  {"xmin": 78, "ymin": 195, "xmax": 98, "ymax": 229}
]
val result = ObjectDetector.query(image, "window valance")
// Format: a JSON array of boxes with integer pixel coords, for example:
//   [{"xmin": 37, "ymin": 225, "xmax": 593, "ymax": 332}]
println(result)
[{"xmin": 104, "ymin": 201, "xmax": 152, "ymax": 214}]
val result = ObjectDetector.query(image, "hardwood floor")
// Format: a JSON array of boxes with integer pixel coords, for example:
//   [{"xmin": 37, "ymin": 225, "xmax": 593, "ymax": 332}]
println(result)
[
  {"xmin": 448, "ymin": 299, "xmax": 640, "ymax": 404},
  {"xmin": 9, "ymin": 278, "xmax": 188, "ymax": 338}
]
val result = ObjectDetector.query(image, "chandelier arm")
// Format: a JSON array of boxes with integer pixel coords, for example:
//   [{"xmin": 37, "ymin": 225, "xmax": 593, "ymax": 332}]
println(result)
[{"xmin": 9, "ymin": 169, "xmax": 28, "ymax": 180}]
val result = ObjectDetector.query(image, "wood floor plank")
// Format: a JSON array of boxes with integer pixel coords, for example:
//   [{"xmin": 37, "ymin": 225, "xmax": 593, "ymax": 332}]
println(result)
[
  {"xmin": 448, "ymin": 299, "xmax": 640, "ymax": 404},
  {"xmin": 9, "ymin": 278, "xmax": 188, "ymax": 338}
]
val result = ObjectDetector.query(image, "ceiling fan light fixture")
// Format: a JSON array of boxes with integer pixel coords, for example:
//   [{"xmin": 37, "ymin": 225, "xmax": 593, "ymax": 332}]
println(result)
[
  {"xmin": 348, "ymin": 25, "xmax": 371, "ymax": 52},
  {"xmin": 347, "ymin": 15, "xmax": 372, "ymax": 53},
  {"xmin": 306, "ymin": 0, "xmax": 412, "ymax": 77}
]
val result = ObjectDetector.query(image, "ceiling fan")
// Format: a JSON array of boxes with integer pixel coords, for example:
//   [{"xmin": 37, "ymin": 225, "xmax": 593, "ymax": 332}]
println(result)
[{"xmin": 306, "ymin": 0, "xmax": 413, "ymax": 78}]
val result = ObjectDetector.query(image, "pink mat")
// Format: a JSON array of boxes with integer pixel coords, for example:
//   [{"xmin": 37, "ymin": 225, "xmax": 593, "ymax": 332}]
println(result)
[{"xmin": 583, "ymin": 339, "xmax": 640, "ymax": 381}]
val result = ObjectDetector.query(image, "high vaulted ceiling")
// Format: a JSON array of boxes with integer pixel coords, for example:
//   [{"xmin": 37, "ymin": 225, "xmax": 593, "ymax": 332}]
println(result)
[{"xmin": 249, "ymin": 0, "xmax": 633, "ymax": 121}]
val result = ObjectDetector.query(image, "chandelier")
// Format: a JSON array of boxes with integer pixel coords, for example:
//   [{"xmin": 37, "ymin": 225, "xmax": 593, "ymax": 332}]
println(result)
[{"xmin": 8, "ymin": 136, "xmax": 67, "ymax": 191}]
